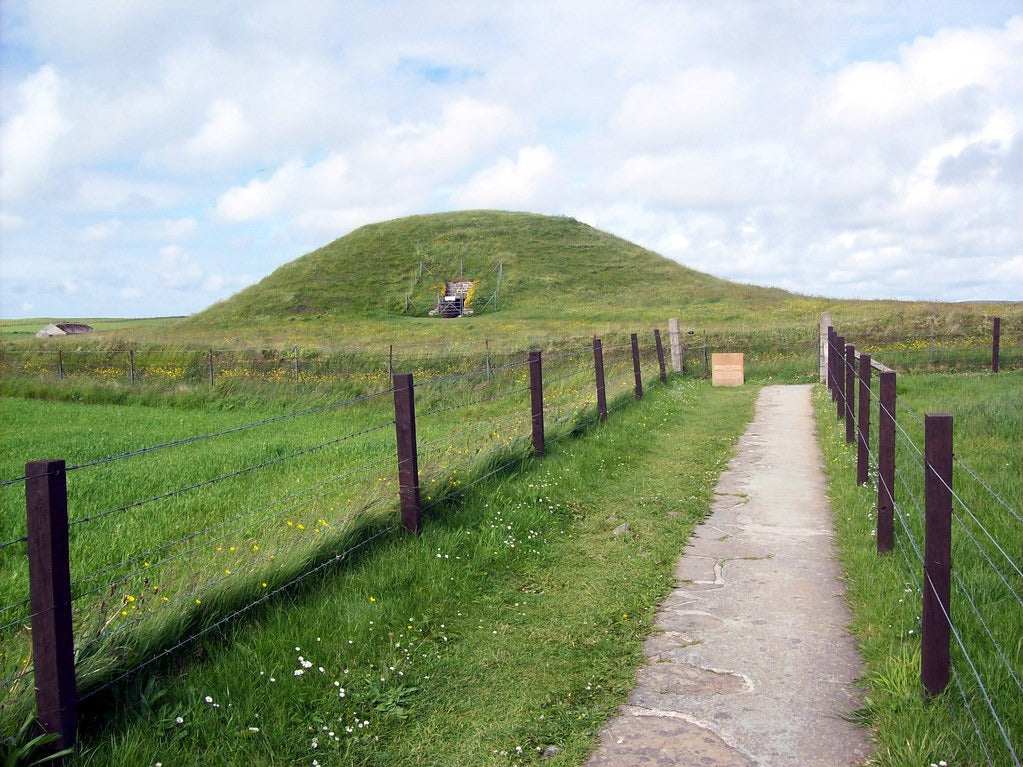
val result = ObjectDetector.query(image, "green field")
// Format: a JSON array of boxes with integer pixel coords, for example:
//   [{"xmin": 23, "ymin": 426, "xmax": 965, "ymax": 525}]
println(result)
[
  {"xmin": 2, "ymin": 210, "xmax": 1021, "ymax": 763},
  {"xmin": 817, "ymin": 370, "xmax": 1022, "ymax": 766}
]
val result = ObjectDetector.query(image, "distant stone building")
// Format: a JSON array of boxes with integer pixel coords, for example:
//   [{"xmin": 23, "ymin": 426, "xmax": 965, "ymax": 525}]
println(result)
[{"xmin": 36, "ymin": 322, "xmax": 95, "ymax": 338}]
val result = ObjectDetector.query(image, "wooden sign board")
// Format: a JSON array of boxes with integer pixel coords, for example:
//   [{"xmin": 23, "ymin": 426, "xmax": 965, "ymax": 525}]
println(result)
[{"xmin": 712, "ymin": 353, "xmax": 744, "ymax": 387}]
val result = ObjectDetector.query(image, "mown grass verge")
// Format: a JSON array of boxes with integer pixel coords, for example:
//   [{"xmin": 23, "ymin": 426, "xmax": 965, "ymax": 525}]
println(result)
[
  {"xmin": 815, "ymin": 371, "xmax": 1022, "ymax": 766},
  {"xmin": 60, "ymin": 378, "xmax": 757, "ymax": 766}
]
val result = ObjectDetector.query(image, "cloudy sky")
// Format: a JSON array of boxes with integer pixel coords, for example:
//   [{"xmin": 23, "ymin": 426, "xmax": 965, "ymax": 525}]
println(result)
[{"xmin": 1, "ymin": 1, "xmax": 1020, "ymax": 318}]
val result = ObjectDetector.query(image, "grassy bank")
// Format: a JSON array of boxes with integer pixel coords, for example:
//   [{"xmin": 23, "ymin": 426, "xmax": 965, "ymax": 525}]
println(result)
[{"xmin": 815, "ymin": 371, "xmax": 1022, "ymax": 766}]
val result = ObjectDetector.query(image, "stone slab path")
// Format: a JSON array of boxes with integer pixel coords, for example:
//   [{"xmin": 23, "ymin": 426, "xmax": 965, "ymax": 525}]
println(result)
[{"xmin": 586, "ymin": 384, "xmax": 874, "ymax": 766}]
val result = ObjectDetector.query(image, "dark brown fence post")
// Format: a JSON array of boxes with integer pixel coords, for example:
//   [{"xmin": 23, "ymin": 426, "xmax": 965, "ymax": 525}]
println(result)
[
  {"xmin": 208, "ymin": 349, "xmax": 215, "ymax": 387},
  {"xmin": 877, "ymin": 370, "xmax": 896, "ymax": 554},
  {"xmin": 392, "ymin": 373, "xmax": 421, "ymax": 534},
  {"xmin": 992, "ymin": 317, "xmax": 1000, "ymax": 373},
  {"xmin": 857, "ymin": 354, "xmax": 871, "ymax": 485},
  {"xmin": 129, "ymin": 349, "xmax": 136, "ymax": 386},
  {"xmin": 58, "ymin": 349, "xmax": 65, "ymax": 381},
  {"xmin": 844, "ymin": 344, "xmax": 856, "ymax": 444},
  {"xmin": 822, "ymin": 327, "xmax": 830, "ymax": 398},
  {"xmin": 293, "ymin": 347, "xmax": 300, "ymax": 383},
  {"xmin": 529, "ymin": 351, "xmax": 545, "ymax": 457},
  {"xmin": 834, "ymin": 335, "xmax": 845, "ymax": 419},
  {"xmin": 653, "ymin": 329, "xmax": 667, "ymax": 383},
  {"xmin": 25, "ymin": 460, "xmax": 78, "ymax": 751},
  {"xmin": 922, "ymin": 413, "xmax": 953, "ymax": 696},
  {"xmin": 593, "ymin": 338, "xmax": 607, "ymax": 422},
  {"xmin": 631, "ymin": 333, "xmax": 643, "ymax": 398}
]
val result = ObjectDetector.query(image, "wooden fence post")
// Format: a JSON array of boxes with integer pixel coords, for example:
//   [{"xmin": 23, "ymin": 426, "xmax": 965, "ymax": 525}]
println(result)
[
  {"xmin": 877, "ymin": 370, "xmax": 896, "ymax": 554},
  {"xmin": 58, "ymin": 349, "xmax": 65, "ymax": 381},
  {"xmin": 654, "ymin": 329, "xmax": 667, "ymax": 383},
  {"xmin": 834, "ymin": 335, "xmax": 845, "ymax": 418},
  {"xmin": 857, "ymin": 354, "xmax": 871, "ymax": 486},
  {"xmin": 668, "ymin": 318, "xmax": 683, "ymax": 373},
  {"xmin": 992, "ymin": 317, "xmax": 1000, "ymax": 373},
  {"xmin": 922, "ymin": 413, "xmax": 953, "ymax": 695},
  {"xmin": 485, "ymin": 339, "xmax": 492, "ymax": 382},
  {"xmin": 25, "ymin": 459, "xmax": 78, "ymax": 751},
  {"xmin": 844, "ymin": 344, "xmax": 856, "ymax": 444},
  {"xmin": 593, "ymin": 338, "xmax": 607, "ymax": 422},
  {"xmin": 631, "ymin": 333, "xmax": 643, "ymax": 398},
  {"xmin": 129, "ymin": 349, "xmax": 136, "ymax": 386},
  {"xmin": 392, "ymin": 374, "xmax": 421, "ymax": 534},
  {"xmin": 529, "ymin": 351, "xmax": 545, "ymax": 457},
  {"xmin": 208, "ymin": 350, "xmax": 215, "ymax": 387}
]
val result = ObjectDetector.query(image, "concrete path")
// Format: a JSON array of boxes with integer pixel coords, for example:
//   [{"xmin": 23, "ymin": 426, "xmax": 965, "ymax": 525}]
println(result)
[{"xmin": 586, "ymin": 385, "xmax": 874, "ymax": 766}]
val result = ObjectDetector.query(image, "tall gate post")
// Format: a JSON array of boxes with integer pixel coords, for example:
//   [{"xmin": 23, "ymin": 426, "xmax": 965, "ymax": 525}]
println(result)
[
  {"xmin": 668, "ymin": 318, "xmax": 683, "ymax": 373},
  {"xmin": 819, "ymin": 313, "xmax": 832, "ymax": 383}
]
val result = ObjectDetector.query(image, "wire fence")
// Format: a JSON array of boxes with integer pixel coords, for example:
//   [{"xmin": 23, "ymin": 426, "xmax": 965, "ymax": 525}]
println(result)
[
  {"xmin": 0, "ymin": 327, "xmax": 674, "ymax": 751},
  {"xmin": 826, "ymin": 327, "xmax": 1021, "ymax": 765}
]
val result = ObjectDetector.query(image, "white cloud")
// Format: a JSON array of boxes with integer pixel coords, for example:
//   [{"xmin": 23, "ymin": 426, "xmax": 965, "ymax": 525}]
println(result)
[
  {"xmin": 450, "ymin": 146, "xmax": 557, "ymax": 209},
  {"xmin": 158, "ymin": 245, "xmax": 204, "ymax": 290},
  {"xmin": 0, "ymin": 66, "xmax": 68, "ymax": 203},
  {"xmin": 613, "ymin": 67, "xmax": 748, "ymax": 149},
  {"xmin": 215, "ymin": 153, "xmax": 351, "ymax": 222},
  {"xmin": 184, "ymin": 99, "xmax": 252, "ymax": 161},
  {"xmin": 79, "ymin": 218, "xmax": 122, "ymax": 243}
]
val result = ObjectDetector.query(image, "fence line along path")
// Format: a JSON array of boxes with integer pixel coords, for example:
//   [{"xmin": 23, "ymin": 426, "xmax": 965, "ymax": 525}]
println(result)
[{"xmin": 587, "ymin": 385, "xmax": 873, "ymax": 767}]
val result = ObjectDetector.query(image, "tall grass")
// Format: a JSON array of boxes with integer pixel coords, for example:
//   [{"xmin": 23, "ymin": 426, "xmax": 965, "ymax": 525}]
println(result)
[{"xmin": 816, "ymin": 370, "xmax": 1022, "ymax": 766}]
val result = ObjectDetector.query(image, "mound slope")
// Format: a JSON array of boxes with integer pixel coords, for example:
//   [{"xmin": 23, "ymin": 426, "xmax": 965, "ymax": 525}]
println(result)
[{"xmin": 187, "ymin": 211, "xmax": 788, "ymax": 326}]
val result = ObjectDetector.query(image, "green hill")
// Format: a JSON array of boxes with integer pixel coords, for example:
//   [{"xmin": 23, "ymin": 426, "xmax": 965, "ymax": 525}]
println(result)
[{"xmin": 186, "ymin": 210, "xmax": 789, "ymax": 329}]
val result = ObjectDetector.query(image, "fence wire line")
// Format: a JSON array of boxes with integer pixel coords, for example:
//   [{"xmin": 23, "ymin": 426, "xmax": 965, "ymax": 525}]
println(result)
[
  {"xmin": 71, "ymin": 452, "xmax": 395, "ymax": 601},
  {"xmin": 925, "ymin": 468, "xmax": 1023, "ymax": 583},
  {"xmin": 923, "ymin": 570, "xmax": 1021, "ymax": 767},
  {"xmin": 950, "ymin": 662, "xmax": 996, "ymax": 767},
  {"xmin": 956, "ymin": 459, "xmax": 1023, "ymax": 525},
  {"xmin": 0, "ymin": 536, "xmax": 27, "ymax": 552},
  {"xmin": 950, "ymin": 569, "xmax": 1023, "ymax": 696},
  {"xmin": 65, "ymin": 389, "xmax": 393, "ymax": 474},
  {"xmin": 78, "ymin": 521, "xmax": 397, "ymax": 703},
  {"xmin": 417, "ymin": 384, "xmax": 531, "ymax": 420},
  {"xmin": 949, "ymin": 513, "xmax": 1023, "ymax": 608},
  {"xmin": 68, "ymin": 418, "xmax": 396, "ymax": 528}
]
